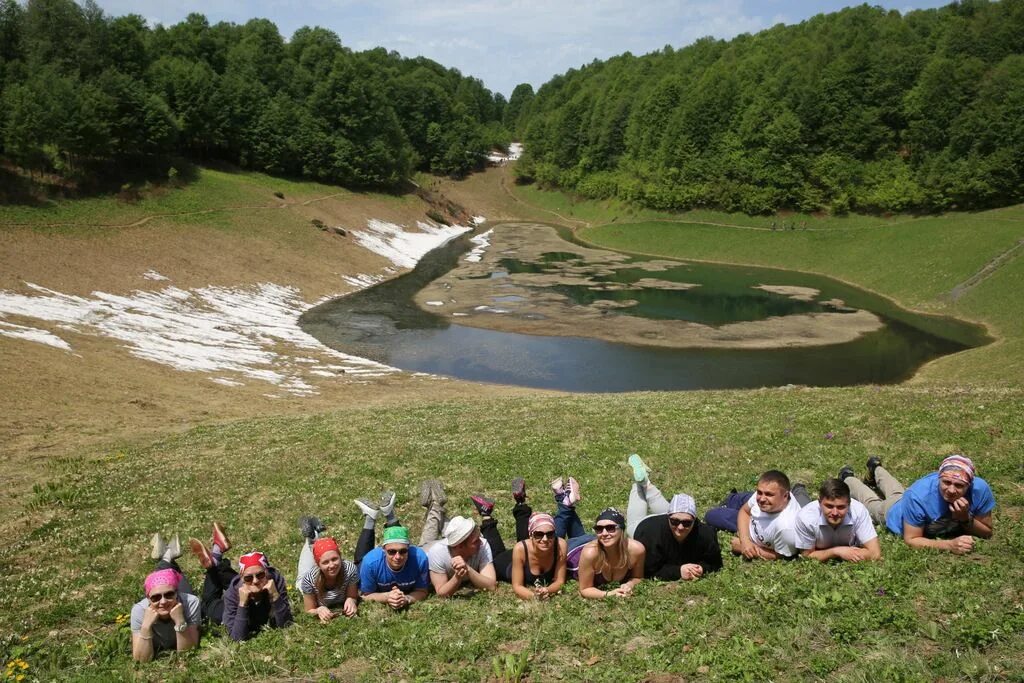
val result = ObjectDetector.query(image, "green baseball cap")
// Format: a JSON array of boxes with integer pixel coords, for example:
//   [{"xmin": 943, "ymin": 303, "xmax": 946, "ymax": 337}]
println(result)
[{"xmin": 381, "ymin": 525, "xmax": 411, "ymax": 546}]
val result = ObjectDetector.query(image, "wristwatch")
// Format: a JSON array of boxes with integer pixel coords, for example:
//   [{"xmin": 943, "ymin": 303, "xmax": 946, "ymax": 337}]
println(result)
[{"xmin": 173, "ymin": 622, "xmax": 189, "ymax": 633}]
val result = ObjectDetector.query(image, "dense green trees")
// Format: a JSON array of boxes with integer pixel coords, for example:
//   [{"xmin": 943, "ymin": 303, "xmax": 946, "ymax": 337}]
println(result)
[
  {"xmin": 516, "ymin": 1, "xmax": 1024, "ymax": 213},
  {"xmin": 0, "ymin": 0, "xmax": 508, "ymax": 190}
]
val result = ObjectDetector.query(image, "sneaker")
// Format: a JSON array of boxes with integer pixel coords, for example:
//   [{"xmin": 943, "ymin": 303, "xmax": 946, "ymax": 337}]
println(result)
[
  {"xmin": 865, "ymin": 456, "xmax": 882, "ymax": 487},
  {"xmin": 627, "ymin": 454, "xmax": 649, "ymax": 483},
  {"xmin": 511, "ymin": 477, "xmax": 527, "ymax": 503},
  {"xmin": 470, "ymin": 494, "xmax": 495, "ymax": 516},
  {"xmin": 355, "ymin": 498, "xmax": 380, "ymax": 520},
  {"xmin": 429, "ymin": 479, "xmax": 447, "ymax": 507},
  {"xmin": 550, "ymin": 477, "xmax": 564, "ymax": 498},
  {"xmin": 566, "ymin": 477, "xmax": 582, "ymax": 507},
  {"xmin": 379, "ymin": 490, "xmax": 396, "ymax": 517},
  {"xmin": 838, "ymin": 465, "xmax": 855, "ymax": 482},
  {"xmin": 189, "ymin": 538, "xmax": 213, "ymax": 569},
  {"xmin": 164, "ymin": 534, "xmax": 182, "ymax": 562},
  {"xmin": 420, "ymin": 480, "xmax": 433, "ymax": 508},
  {"xmin": 212, "ymin": 522, "xmax": 231, "ymax": 552},
  {"xmin": 150, "ymin": 532, "xmax": 166, "ymax": 561},
  {"xmin": 298, "ymin": 516, "xmax": 323, "ymax": 541}
]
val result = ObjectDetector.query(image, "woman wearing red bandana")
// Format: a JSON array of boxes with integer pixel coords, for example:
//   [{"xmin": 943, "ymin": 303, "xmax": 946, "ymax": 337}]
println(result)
[
  {"xmin": 295, "ymin": 535, "xmax": 359, "ymax": 622},
  {"xmin": 842, "ymin": 454, "xmax": 995, "ymax": 554}
]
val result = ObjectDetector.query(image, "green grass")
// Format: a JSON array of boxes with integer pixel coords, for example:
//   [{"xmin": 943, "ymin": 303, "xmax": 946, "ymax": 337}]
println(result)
[
  {"xmin": 0, "ymin": 168, "xmax": 350, "ymax": 232},
  {"xmin": 2, "ymin": 389, "xmax": 1022, "ymax": 681}
]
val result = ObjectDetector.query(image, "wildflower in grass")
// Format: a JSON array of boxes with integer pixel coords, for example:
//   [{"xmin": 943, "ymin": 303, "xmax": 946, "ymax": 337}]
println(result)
[{"xmin": 824, "ymin": 432, "xmax": 835, "ymax": 440}]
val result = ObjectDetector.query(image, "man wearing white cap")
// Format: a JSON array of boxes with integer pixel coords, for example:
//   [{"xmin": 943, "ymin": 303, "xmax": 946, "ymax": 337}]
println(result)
[
  {"xmin": 426, "ymin": 515, "xmax": 497, "ymax": 597},
  {"xmin": 626, "ymin": 455, "xmax": 722, "ymax": 581}
]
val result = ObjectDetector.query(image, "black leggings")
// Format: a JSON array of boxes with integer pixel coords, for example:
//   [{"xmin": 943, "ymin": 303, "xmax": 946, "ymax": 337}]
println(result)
[
  {"xmin": 200, "ymin": 558, "xmax": 238, "ymax": 624},
  {"xmin": 481, "ymin": 503, "xmax": 532, "ymax": 582}
]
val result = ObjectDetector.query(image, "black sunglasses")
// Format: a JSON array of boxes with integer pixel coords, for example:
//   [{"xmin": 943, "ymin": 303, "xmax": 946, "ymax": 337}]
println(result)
[
  {"xmin": 386, "ymin": 548, "xmax": 409, "ymax": 557},
  {"xmin": 149, "ymin": 590, "xmax": 177, "ymax": 603},
  {"xmin": 242, "ymin": 571, "xmax": 267, "ymax": 583},
  {"xmin": 593, "ymin": 524, "xmax": 620, "ymax": 534},
  {"xmin": 669, "ymin": 517, "xmax": 695, "ymax": 529},
  {"xmin": 531, "ymin": 530, "xmax": 556, "ymax": 540}
]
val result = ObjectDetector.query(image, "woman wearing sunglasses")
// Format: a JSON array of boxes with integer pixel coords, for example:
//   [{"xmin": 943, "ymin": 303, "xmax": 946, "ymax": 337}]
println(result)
[
  {"xmin": 477, "ymin": 479, "xmax": 568, "ymax": 601},
  {"xmin": 222, "ymin": 550, "xmax": 294, "ymax": 641},
  {"xmin": 130, "ymin": 567, "xmax": 200, "ymax": 661},
  {"xmin": 572, "ymin": 508, "xmax": 646, "ymax": 599},
  {"xmin": 626, "ymin": 455, "xmax": 722, "ymax": 581}
]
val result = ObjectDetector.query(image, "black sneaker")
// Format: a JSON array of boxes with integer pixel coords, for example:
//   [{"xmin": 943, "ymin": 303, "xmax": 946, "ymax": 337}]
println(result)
[
  {"xmin": 838, "ymin": 465, "xmax": 855, "ymax": 482},
  {"xmin": 299, "ymin": 515, "xmax": 326, "ymax": 541},
  {"xmin": 865, "ymin": 456, "xmax": 882, "ymax": 487},
  {"xmin": 511, "ymin": 477, "xmax": 526, "ymax": 503}
]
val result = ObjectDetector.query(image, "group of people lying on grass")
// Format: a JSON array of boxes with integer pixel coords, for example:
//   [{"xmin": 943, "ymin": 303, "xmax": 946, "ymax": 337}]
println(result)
[{"xmin": 131, "ymin": 453, "xmax": 995, "ymax": 661}]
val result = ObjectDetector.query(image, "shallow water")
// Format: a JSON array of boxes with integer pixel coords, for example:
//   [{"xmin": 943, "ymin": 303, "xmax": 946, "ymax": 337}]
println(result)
[{"xmin": 301, "ymin": 226, "xmax": 990, "ymax": 392}]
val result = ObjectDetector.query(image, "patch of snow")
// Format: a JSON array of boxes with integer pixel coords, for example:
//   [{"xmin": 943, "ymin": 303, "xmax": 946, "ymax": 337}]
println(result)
[
  {"xmin": 464, "ymin": 229, "xmax": 493, "ymax": 263},
  {"xmin": 472, "ymin": 216, "xmax": 486, "ymax": 225},
  {"xmin": 425, "ymin": 301, "xmax": 445, "ymax": 306},
  {"xmin": 350, "ymin": 219, "xmax": 471, "ymax": 270},
  {"xmin": 0, "ymin": 281, "xmax": 399, "ymax": 396},
  {"xmin": 0, "ymin": 319, "xmax": 73, "ymax": 351},
  {"xmin": 452, "ymin": 312, "xmax": 468, "ymax": 317},
  {"xmin": 342, "ymin": 273, "xmax": 385, "ymax": 290},
  {"xmin": 508, "ymin": 142, "xmax": 523, "ymax": 160},
  {"xmin": 143, "ymin": 270, "xmax": 170, "ymax": 281},
  {"xmin": 210, "ymin": 377, "xmax": 244, "ymax": 387}
]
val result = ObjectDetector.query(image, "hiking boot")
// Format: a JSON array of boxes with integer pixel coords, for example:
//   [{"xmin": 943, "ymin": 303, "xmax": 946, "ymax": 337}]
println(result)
[
  {"xmin": 627, "ymin": 454, "xmax": 649, "ymax": 483},
  {"xmin": 566, "ymin": 477, "xmax": 582, "ymax": 507},
  {"xmin": 429, "ymin": 480, "xmax": 447, "ymax": 507},
  {"xmin": 378, "ymin": 491, "xmax": 396, "ymax": 518},
  {"xmin": 511, "ymin": 477, "xmax": 527, "ymax": 504},
  {"xmin": 355, "ymin": 498, "xmax": 380, "ymax": 520},
  {"xmin": 189, "ymin": 538, "xmax": 213, "ymax": 569},
  {"xmin": 838, "ymin": 465, "xmax": 856, "ymax": 483},
  {"xmin": 420, "ymin": 480, "xmax": 433, "ymax": 508},
  {"xmin": 865, "ymin": 456, "xmax": 883, "ymax": 487},
  {"xmin": 212, "ymin": 522, "xmax": 231, "ymax": 553},
  {"xmin": 298, "ymin": 516, "xmax": 324, "ymax": 541},
  {"xmin": 470, "ymin": 494, "xmax": 495, "ymax": 517}
]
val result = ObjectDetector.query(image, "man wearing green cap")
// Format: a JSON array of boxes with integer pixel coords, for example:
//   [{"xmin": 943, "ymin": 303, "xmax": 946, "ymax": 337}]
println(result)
[{"xmin": 357, "ymin": 526, "xmax": 430, "ymax": 610}]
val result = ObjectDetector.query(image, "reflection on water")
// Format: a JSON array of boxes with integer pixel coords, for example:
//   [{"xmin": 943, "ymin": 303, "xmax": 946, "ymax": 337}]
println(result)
[{"xmin": 300, "ymin": 227, "xmax": 991, "ymax": 392}]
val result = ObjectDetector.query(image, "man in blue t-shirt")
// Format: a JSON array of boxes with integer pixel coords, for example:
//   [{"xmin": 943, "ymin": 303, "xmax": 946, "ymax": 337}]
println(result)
[
  {"xmin": 848, "ymin": 454, "xmax": 994, "ymax": 555},
  {"xmin": 358, "ymin": 525, "xmax": 430, "ymax": 609}
]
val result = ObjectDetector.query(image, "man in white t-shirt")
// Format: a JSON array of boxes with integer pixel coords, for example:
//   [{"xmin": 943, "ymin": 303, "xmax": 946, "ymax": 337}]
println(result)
[
  {"xmin": 732, "ymin": 470, "xmax": 802, "ymax": 560},
  {"xmin": 426, "ymin": 515, "xmax": 497, "ymax": 597},
  {"xmin": 796, "ymin": 479, "xmax": 881, "ymax": 562}
]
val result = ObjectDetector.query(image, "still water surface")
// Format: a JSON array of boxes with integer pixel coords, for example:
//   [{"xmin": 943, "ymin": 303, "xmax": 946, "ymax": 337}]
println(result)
[{"xmin": 300, "ymin": 227, "xmax": 989, "ymax": 392}]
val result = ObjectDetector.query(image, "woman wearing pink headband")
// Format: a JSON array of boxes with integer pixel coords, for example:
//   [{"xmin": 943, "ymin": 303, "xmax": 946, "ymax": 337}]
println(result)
[
  {"xmin": 840, "ymin": 454, "xmax": 995, "ymax": 554},
  {"xmin": 130, "ymin": 556, "xmax": 200, "ymax": 661},
  {"xmin": 475, "ymin": 479, "xmax": 568, "ymax": 601}
]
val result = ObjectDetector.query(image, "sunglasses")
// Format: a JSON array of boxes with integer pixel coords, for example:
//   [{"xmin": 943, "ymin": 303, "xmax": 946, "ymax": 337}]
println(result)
[
  {"xmin": 242, "ymin": 571, "xmax": 267, "ymax": 583},
  {"xmin": 386, "ymin": 548, "xmax": 409, "ymax": 557},
  {"xmin": 593, "ymin": 524, "xmax": 620, "ymax": 534},
  {"xmin": 531, "ymin": 530, "xmax": 556, "ymax": 540},
  {"xmin": 148, "ymin": 590, "xmax": 177, "ymax": 603},
  {"xmin": 669, "ymin": 517, "xmax": 695, "ymax": 529}
]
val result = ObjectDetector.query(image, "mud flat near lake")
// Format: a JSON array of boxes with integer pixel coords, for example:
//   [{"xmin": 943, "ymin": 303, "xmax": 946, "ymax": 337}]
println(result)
[{"xmin": 414, "ymin": 222, "xmax": 883, "ymax": 350}]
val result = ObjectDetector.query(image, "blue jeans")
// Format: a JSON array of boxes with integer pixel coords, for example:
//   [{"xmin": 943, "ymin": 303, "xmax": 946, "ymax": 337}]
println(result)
[
  {"xmin": 704, "ymin": 491, "xmax": 753, "ymax": 533},
  {"xmin": 555, "ymin": 500, "xmax": 586, "ymax": 539}
]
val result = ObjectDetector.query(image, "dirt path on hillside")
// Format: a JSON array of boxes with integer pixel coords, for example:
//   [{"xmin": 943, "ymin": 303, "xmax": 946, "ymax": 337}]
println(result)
[{"xmin": 948, "ymin": 238, "xmax": 1024, "ymax": 300}]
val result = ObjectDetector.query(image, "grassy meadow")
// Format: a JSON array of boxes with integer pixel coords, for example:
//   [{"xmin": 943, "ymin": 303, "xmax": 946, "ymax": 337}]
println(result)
[
  {"xmin": 2, "ymin": 172, "xmax": 1023, "ymax": 681},
  {"xmin": 2, "ymin": 390, "xmax": 1023, "ymax": 682}
]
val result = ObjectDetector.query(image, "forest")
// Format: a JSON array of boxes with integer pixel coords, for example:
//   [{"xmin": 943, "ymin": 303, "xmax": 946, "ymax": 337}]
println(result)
[
  {"xmin": 512, "ymin": 1, "xmax": 1024, "ymax": 214},
  {"xmin": 0, "ymin": 0, "xmax": 511, "ymax": 192}
]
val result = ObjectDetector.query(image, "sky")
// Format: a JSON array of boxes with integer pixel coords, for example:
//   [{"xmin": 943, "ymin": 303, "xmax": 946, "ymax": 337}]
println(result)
[{"xmin": 96, "ymin": 0, "xmax": 953, "ymax": 96}]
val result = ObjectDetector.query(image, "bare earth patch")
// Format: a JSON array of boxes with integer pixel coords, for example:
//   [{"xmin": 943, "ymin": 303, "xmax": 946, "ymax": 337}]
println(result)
[{"xmin": 415, "ymin": 222, "xmax": 884, "ymax": 350}]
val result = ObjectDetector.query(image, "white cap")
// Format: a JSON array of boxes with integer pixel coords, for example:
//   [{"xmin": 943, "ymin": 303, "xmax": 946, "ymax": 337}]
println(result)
[{"xmin": 443, "ymin": 516, "xmax": 476, "ymax": 546}]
